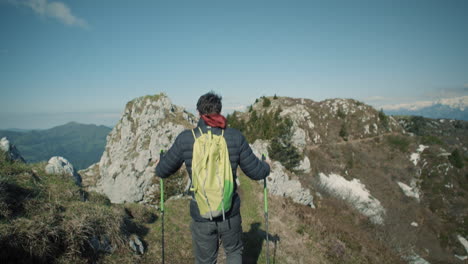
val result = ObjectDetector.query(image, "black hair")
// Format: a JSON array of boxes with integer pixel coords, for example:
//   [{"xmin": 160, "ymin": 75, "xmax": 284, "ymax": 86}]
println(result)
[{"xmin": 197, "ymin": 92, "xmax": 222, "ymax": 115}]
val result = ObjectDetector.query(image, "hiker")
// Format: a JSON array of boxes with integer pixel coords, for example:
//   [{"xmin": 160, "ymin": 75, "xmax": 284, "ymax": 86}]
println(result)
[{"xmin": 155, "ymin": 92, "xmax": 270, "ymax": 264}]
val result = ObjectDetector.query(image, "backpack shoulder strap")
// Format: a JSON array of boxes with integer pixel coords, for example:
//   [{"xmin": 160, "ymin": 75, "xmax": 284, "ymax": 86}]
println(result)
[{"xmin": 192, "ymin": 127, "xmax": 205, "ymax": 139}]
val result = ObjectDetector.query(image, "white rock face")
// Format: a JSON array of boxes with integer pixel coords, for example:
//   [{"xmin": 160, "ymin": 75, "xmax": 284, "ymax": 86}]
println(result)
[
  {"xmin": 296, "ymin": 156, "xmax": 311, "ymax": 173},
  {"xmin": 318, "ymin": 173, "xmax": 385, "ymax": 225},
  {"xmin": 458, "ymin": 235, "xmax": 468, "ymax": 256},
  {"xmin": 251, "ymin": 140, "xmax": 315, "ymax": 208},
  {"xmin": 84, "ymin": 94, "xmax": 196, "ymax": 203},
  {"xmin": 251, "ymin": 140, "xmax": 270, "ymax": 158},
  {"xmin": 0, "ymin": 137, "xmax": 25, "ymax": 162},
  {"xmin": 404, "ymin": 252, "xmax": 431, "ymax": 264},
  {"xmin": 410, "ymin": 145, "xmax": 429, "ymax": 166},
  {"xmin": 45, "ymin": 156, "xmax": 81, "ymax": 185},
  {"xmin": 397, "ymin": 180, "xmax": 420, "ymax": 201},
  {"xmin": 268, "ymin": 161, "xmax": 315, "ymax": 208},
  {"xmin": 279, "ymin": 105, "xmax": 309, "ymax": 149}
]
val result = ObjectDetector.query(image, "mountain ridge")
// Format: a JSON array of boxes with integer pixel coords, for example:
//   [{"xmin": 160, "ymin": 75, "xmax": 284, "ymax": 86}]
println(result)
[
  {"xmin": 382, "ymin": 95, "xmax": 468, "ymax": 121},
  {"xmin": 0, "ymin": 122, "xmax": 112, "ymax": 170}
]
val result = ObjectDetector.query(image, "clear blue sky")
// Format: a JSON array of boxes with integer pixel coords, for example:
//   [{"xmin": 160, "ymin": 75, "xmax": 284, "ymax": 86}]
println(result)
[{"xmin": 1, "ymin": 0, "xmax": 467, "ymax": 129}]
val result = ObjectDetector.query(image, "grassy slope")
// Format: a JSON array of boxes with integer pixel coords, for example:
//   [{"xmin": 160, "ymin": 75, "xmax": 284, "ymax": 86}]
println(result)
[{"xmin": 1, "ymin": 151, "xmax": 402, "ymax": 263}]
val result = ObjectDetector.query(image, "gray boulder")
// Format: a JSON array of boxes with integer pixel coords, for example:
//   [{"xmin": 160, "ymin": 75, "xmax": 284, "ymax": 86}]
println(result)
[
  {"xmin": 45, "ymin": 156, "xmax": 82, "ymax": 185},
  {"xmin": 89, "ymin": 235, "xmax": 114, "ymax": 254},
  {"xmin": 129, "ymin": 234, "xmax": 145, "ymax": 255}
]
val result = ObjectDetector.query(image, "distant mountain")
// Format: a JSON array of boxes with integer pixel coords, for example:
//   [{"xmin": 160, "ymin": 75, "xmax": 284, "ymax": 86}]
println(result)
[
  {"xmin": 3, "ymin": 128, "xmax": 38, "ymax": 132},
  {"xmin": 383, "ymin": 96, "xmax": 468, "ymax": 121},
  {"xmin": 0, "ymin": 122, "xmax": 111, "ymax": 170},
  {"xmin": 386, "ymin": 104, "xmax": 468, "ymax": 120}
]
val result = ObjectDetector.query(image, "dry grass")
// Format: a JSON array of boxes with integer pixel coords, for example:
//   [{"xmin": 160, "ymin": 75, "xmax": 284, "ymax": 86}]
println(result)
[{"xmin": 0, "ymin": 154, "xmax": 137, "ymax": 264}]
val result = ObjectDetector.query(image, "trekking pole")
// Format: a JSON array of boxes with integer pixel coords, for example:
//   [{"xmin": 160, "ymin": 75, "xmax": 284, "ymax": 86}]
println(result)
[
  {"xmin": 159, "ymin": 149, "xmax": 165, "ymax": 264},
  {"xmin": 262, "ymin": 154, "xmax": 270, "ymax": 264}
]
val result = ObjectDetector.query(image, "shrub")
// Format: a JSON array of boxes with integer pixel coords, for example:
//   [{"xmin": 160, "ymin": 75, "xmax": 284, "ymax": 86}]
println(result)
[
  {"xmin": 337, "ymin": 109, "xmax": 346, "ymax": 119},
  {"xmin": 386, "ymin": 135, "xmax": 410, "ymax": 152},
  {"xmin": 228, "ymin": 107, "xmax": 302, "ymax": 171},
  {"xmin": 262, "ymin": 97, "xmax": 271, "ymax": 107},
  {"xmin": 269, "ymin": 137, "xmax": 302, "ymax": 171},
  {"xmin": 339, "ymin": 123, "xmax": 348, "ymax": 141},
  {"xmin": 421, "ymin": 135, "xmax": 443, "ymax": 145},
  {"xmin": 406, "ymin": 116, "xmax": 426, "ymax": 135},
  {"xmin": 379, "ymin": 109, "xmax": 389, "ymax": 130},
  {"xmin": 448, "ymin": 149, "xmax": 464, "ymax": 169}
]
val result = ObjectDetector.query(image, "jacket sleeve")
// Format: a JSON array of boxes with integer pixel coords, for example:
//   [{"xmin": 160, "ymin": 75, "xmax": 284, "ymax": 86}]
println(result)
[
  {"xmin": 155, "ymin": 132, "xmax": 185, "ymax": 178},
  {"xmin": 238, "ymin": 134, "xmax": 270, "ymax": 180}
]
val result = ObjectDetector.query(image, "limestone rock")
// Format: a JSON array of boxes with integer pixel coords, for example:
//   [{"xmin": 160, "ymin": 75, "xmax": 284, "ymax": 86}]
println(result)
[
  {"xmin": 45, "ymin": 156, "xmax": 82, "ymax": 185},
  {"xmin": 269, "ymin": 161, "xmax": 315, "ymax": 207},
  {"xmin": 81, "ymin": 94, "xmax": 196, "ymax": 203},
  {"xmin": 89, "ymin": 235, "xmax": 113, "ymax": 254},
  {"xmin": 296, "ymin": 156, "xmax": 311, "ymax": 173},
  {"xmin": 251, "ymin": 140, "xmax": 315, "ymax": 208},
  {"xmin": 0, "ymin": 137, "xmax": 25, "ymax": 162},
  {"xmin": 129, "ymin": 234, "xmax": 145, "ymax": 255}
]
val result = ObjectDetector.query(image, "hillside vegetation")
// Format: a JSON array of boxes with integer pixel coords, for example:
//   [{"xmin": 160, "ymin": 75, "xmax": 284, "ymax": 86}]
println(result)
[{"xmin": 0, "ymin": 151, "xmax": 403, "ymax": 263}]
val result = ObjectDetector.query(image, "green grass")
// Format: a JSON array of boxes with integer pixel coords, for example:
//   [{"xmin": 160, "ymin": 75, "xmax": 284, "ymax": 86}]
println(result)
[{"xmin": 386, "ymin": 135, "xmax": 411, "ymax": 152}]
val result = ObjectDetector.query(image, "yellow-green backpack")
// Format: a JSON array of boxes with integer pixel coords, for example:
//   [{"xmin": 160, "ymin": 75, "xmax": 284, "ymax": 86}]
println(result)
[{"xmin": 190, "ymin": 128, "xmax": 234, "ymax": 220}]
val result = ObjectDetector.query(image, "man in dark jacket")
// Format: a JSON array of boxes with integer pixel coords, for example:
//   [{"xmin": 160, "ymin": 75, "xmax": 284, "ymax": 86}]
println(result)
[{"xmin": 156, "ymin": 92, "xmax": 270, "ymax": 264}]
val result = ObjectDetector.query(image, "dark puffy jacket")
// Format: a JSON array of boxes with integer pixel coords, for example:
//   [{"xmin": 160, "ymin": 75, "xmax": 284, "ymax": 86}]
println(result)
[{"xmin": 156, "ymin": 119, "xmax": 270, "ymax": 222}]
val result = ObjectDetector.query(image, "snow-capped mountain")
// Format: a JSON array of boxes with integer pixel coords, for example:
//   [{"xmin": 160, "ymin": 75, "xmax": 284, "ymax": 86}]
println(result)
[{"xmin": 383, "ymin": 96, "xmax": 468, "ymax": 121}]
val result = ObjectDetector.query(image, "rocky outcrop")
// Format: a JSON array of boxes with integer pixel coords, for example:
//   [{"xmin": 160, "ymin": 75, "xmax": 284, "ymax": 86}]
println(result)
[
  {"xmin": 129, "ymin": 234, "xmax": 145, "ymax": 255},
  {"xmin": 45, "ymin": 156, "xmax": 82, "ymax": 185},
  {"xmin": 0, "ymin": 137, "xmax": 25, "ymax": 162},
  {"xmin": 251, "ymin": 140, "xmax": 315, "ymax": 208},
  {"xmin": 251, "ymin": 97, "xmax": 402, "ymax": 149},
  {"xmin": 80, "ymin": 94, "xmax": 196, "ymax": 203}
]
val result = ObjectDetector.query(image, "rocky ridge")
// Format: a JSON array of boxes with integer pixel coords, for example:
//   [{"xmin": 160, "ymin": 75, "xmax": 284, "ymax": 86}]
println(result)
[{"xmin": 232, "ymin": 96, "xmax": 468, "ymax": 263}]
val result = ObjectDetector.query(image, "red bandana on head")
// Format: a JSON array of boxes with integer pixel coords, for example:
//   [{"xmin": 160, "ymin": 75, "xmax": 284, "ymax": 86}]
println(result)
[{"xmin": 201, "ymin": 114, "xmax": 227, "ymax": 129}]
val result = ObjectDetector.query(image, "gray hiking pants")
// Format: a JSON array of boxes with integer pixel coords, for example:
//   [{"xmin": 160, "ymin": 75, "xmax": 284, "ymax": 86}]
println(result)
[{"xmin": 191, "ymin": 214, "xmax": 243, "ymax": 264}]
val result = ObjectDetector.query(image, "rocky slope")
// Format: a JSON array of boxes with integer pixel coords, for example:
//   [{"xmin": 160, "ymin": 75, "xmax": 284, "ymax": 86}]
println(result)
[{"xmin": 230, "ymin": 96, "xmax": 468, "ymax": 263}]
